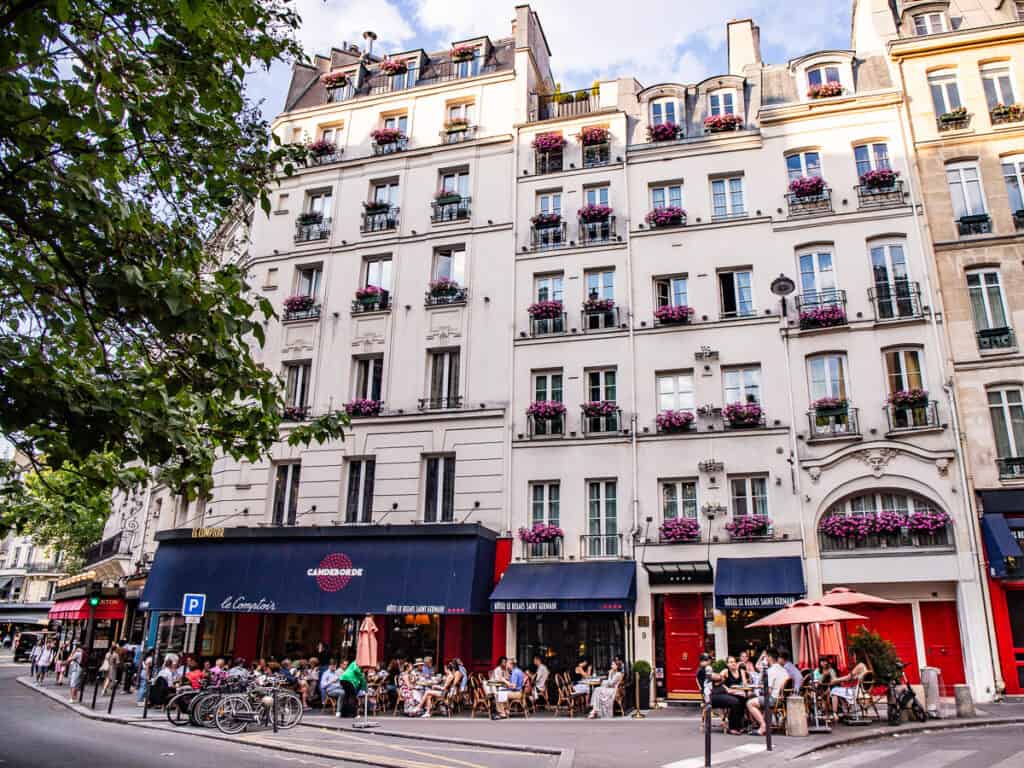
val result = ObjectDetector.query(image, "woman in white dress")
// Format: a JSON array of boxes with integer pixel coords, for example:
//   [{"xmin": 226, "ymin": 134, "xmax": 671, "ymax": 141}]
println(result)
[{"xmin": 587, "ymin": 659, "xmax": 624, "ymax": 719}]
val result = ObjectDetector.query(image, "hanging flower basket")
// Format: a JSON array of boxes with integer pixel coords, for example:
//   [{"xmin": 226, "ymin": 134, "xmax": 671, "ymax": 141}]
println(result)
[
  {"xmin": 789, "ymin": 175, "xmax": 826, "ymax": 198},
  {"xmin": 703, "ymin": 114, "xmax": 743, "ymax": 132},
  {"xmin": 370, "ymin": 128, "xmax": 405, "ymax": 145},
  {"xmin": 888, "ymin": 388, "xmax": 928, "ymax": 407},
  {"xmin": 444, "ymin": 118, "xmax": 470, "ymax": 133},
  {"xmin": 812, "ymin": 397, "xmax": 848, "ymax": 415},
  {"xmin": 379, "ymin": 59, "xmax": 408, "ymax": 76},
  {"xmin": 579, "ymin": 126, "xmax": 610, "ymax": 145},
  {"xmin": 345, "ymin": 399, "xmax": 382, "ymax": 417},
  {"xmin": 875, "ymin": 510, "xmax": 907, "ymax": 535},
  {"xmin": 451, "ymin": 45, "xmax": 476, "ymax": 62},
  {"xmin": 725, "ymin": 514, "xmax": 771, "ymax": 539},
  {"xmin": 654, "ymin": 305, "xmax": 695, "ymax": 324},
  {"xmin": 645, "ymin": 206, "xmax": 686, "ymax": 227},
  {"xmin": 906, "ymin": 509, "xmax": 950, "ymax": 533},
  {"xmin": 807, "ymin": 82, "xmax": 843, "ymax": 99},
  {"xmin": 660, "ymin": 517, "xmax": 700, "ymax": 542},
  {"xmin": 308, "ymin": 139, "xmax": 337, "ymax": 157},
  {"xmin": 283, "ymin": 294, "xmax": 315, "ymax": 312},
  {"xmin": 321, "ymin": 71, "xmax": 348, "ymax": 88},
  {"xmin": 518, "ymin": 523, "xmax": 564, "ymax": 544},
  {"xmin": 582, "ymin": 400, "xmax": 617, "ymax": 417},
  {"xmin": 355, "ymin": 285, "xmax": 382, "ymax": 303},
  {"xmin": 583, "ymin": 297, "xmax": 615, "ymax": 312},
  {"xmin": 819, "ymin": 514, "xmax": 875, "ymax": 540},
  {"xmin": 799, "ymin": 305, "xmax": 847, "ymax": 328},
  {"xmin": 527, "ymin": 300, "xmax": 564, "ymax": 319},
  {"xmin": 722, "ymin": 402, "xmax": 762, "ymax": 427},
  {"xmin": 656, "ymin": 409, "xmax": 695, "ymax": 433},
  {"xmin": 578, "ymin": 204, "xmax": 612, "ymax": 223},
  {"xmin": 527, "ymin": 401, "xmax": 566, "ymax": 420},
  {"xmin": 532, "ymin": 133, "xmax": 566, "ymax": 152},
  {"xmin": 296, "ymin": 211, "xmax": 323, "ymax": 226},
  {"xmin": 647, "ymin": 122, "xmax": 682, "ymax": 142},
  {"xmin": 860, "ymin": 168, "xmax": 899, "ymax": 190},
  {"xmin": 428, "ymin": 277, "xmax": 461, "ymax": 296},
  {"xmin": 531, "ymin": 212, "xmax": 562, "ymax": 228}
]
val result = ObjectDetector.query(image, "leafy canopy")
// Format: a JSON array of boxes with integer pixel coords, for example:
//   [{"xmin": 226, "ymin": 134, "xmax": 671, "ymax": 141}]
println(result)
[{"xmin": 0, "ymin": 1, "xmax": 346, "ymax": 538}]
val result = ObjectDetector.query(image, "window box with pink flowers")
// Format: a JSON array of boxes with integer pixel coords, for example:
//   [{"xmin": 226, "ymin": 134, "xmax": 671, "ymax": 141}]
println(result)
[
  {"xmin": 725, "ymin": 514, "xmax": 771, "ymax": 540},
  {"xmin": 722, "ymin": 402, "xmax": 763, "ymax": 429},
  {"xmin": 660, "ymin": 517, "xmax": 700, "ymax": 543},
  {"xmin": 345, "ymin": 399, "xmax": 382, "ymax": 418},
  {"xmin": 654, "ymin": 305, "xmax": 695, "ymax": 325},
  {"xmin": 704, "ymin": 114, "xmax": 743, "ymax": 133},
  {"xmin": 656, "ymin": 409, "xmax": 695, "ymax": 434},
  {"xmin": 647, "ymin": 122, "xmax": 683, "ymax": 142},
  {"xmin": 807, "ymin": 82, "xmax": 843, "ymax": 99},
  {"xmin": 645, "ymin": 206, "xmax": 686, "ymax": 228}
]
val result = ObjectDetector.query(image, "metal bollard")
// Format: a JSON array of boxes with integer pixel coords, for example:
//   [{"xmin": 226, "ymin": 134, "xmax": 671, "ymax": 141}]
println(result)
[
  {"xmin": 91, "ymin": 670, "xmax": 101, "ymax": 710},
  {"xmin": 107, "ymin": 668, "xmax": 119, "ymax": 714},
  {"xmin": 704, "ymin": 704, "xmax": 712, "ymax": 768},
  {"xmin": 272, "ymin": 686, "xmax": 278, "ymax": 734}
]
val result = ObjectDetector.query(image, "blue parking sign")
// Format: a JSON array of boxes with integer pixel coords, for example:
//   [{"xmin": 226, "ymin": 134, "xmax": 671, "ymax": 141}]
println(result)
[{"xmin": 181, "ymin": 593, "xmax": 206, "ymax": 617}]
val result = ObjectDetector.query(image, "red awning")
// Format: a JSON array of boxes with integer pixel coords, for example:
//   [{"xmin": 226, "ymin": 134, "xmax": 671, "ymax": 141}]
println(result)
[{"xmin": 48, "ymin": 598, "xmax": 126, "ymax": 622}]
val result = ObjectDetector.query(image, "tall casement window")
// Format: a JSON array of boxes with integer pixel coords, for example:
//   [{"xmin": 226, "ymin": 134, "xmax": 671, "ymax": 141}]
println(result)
[
  {"xmin": 1003, "ymin": 156, "xmax": 1024, "ymax": 219},
  {"xmin": 532, "ymin": 370, "xmax": 564, "ymax": 436},
  {"xmin": 989, "ymin": 387, "xmax": 1024, "ymax": 478},
  {"xmin": 372, "ymin": 180, "xmax": 400, "ymax": 207},
  {"xmin": 785, "ymin": 151, "xmax": 822, "ymax": 181},
  {"xmin": 353, "ymin": 355, "xmax": 383, "ymax": 402},
  {"xmin": 655, "ymin": 275, "xmax": 688, "ymax": 309},
  {"xmin": 650, "ymin": 183, "xmax": 683, "ymax": 210},
  {"xmin": 885, "ymin": 348, "xmax": 930, "ymax": 429},
  {"xmin": 432, "ymin": 246, "xmax": 466, "ymax": 286},
  {"xmin": 284, "ymin": 361, "xmax": 311, "ymax": 413},
  {"xmin": 585, "ymin": 186, "xmax": 610, "ymax": 207},
  {"xmin": 447, "ymin": 101, "xmax": 474, "ymax": 125},
  {"xmin": 584, "ymin": 269, "xmax": 617, "ymax": 330},
  {"xmin": 662, "ymin": 479, "xmax": 698, "ymax": 521},
  {"xmin": 981, "ymin": 63, "xmax": 1016, "ymax": 111},
  {"xmin": 948, "ymin": 162, "xmax": 989, "ymax": 235},
  {"xmin": 453, "ymin": 47, "xmax": 482, "ymax": 78},
  {"xmin": 798, "ymin": 247, "xmax": 838, "ymax": 304},
  {"xmin": 364, "ymin": 256, "xmax": 392, "ymax": 293},
  {"xmin": 528, "ymin": 482, "xmax": 561, "ymax": 556},
  {"xmin": 533, "ymin": 273, "xmax": 565, "ymax": 334},
  {"xmin": 306, "ymin": 189, "xmax": 332, "ymax": 216},
  {"xmin": 424, "ymin": 455, "xmax": 456, "ymax": 522},
  {"xmin": 319, "ymin": 125, "xmax": 340, "ymax": 144},
  {"xmin": 719, "ymin": 269, "xmax": 754, "ymax": 318},
  {"xmin": 913, "ymin": 11, "xmax": 946, "ymax": 35},
  {"xmin": 537, "ymin": 191, "xmax": 562, "ymax": 216},
  {"xmin": 533, "ymin": 191, "xmax": 563, "ymax": 248},
  {"xmin": 382, "ymin": 114, "xmax": 408, "ymax": 134},
  {"xmin": 387, "ymin": 59, "xmax": 417, "ymax": 90},
  {"xmin": 869, "ymin": 241, "xmax": 914, "ymax": 319},
  {"xmin": 708, "ymin": 89, "xmax": 735, "ymax": 116},
  {"xmin": 439, "ymin": 170, "xmax": 470, "ymax": 199},
  {"xmin": 724, "ymin": 366, "xmax": 761, "ymax": 405},
  {"xmin": 272, "ymin": 463, "xmax": 302, "ymax": 526},
  {"xmin": 806, "ymin": 354, "xmax": 853, "ymax": 439},
  {"xmin": 854, "ymin": 142, "xmax": 890, "ymax": 176},
  {"xmin": 711, "ymin": 176, "xmax": 745, "ymax": 218},
  {"xmin": 344, "ymin": 458, "xmax": 375, "ymax": 524},
  {"xmin": 587, "ymin": 480, "xmax": 619, "ymax": 557},
  {"xmin": 929, "ymin": 69, "xmax": 962, "ymax": 115},
  {"xmin": 806, "ymin": 64, "xmax": 841, "ymax": 91},
  {"xmin": 295, "ymin": 265, "xmax": 322, "ymax": 299},
  {"xmin": 426, "ymin": 349, "xmax": 460, "ymax": 409},
  {"xmin": 730, "ymin": 476, "xmax": 768, "ymax": 517},
  {"xmin": 585, "ymin": 368, "xmax": 619, "ymax": 433},
  {"xmin": 585, "ymin": 269, "xmax": 615, "ymax": 301},
  {"xmin": 967, "ymin": 268, "xmax": 1013, "ymax": 350},
  {"xmin": 650, "ymin": 98, "xmax": 677, "ymax": 126},
  {"xmin": 657, "ymin": 371, "xmax": 695, "ymax": 413}
]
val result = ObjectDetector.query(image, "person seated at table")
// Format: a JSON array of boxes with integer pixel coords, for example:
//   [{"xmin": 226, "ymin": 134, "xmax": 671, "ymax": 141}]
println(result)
[
  {"xmin": 320, "ymin": 661, "xmax": 342, "ymax": 708},
  {"xmin": 813, "ymin": 658, "xmax": 835, "ymax": 685},
  {"xmin": 422, "ymin": 655, "xmax": 435, "ymax": 677},
  {"xmin": 745, "ymin": 648, "xmax": 787, "ymax": 735},
  {"xmin": 454, "ymin": 658, "xmax": 469, "ymax": 695},
  {"xmin": 723, "ymin": 656, "xmax": 749, "ymax": 691},
  {"xmin": 491, "ymin": 656, "xmax": 508, "ymax": 683},
  {"xmin": 501, "ymin": 658, "xmax": 525, "ymax": 716},
  {"xmin": 587, "ymin": 659, "xmax": 624, "ymax": 719},
  {"xmin": 532, "ymin": 654, "xmax": 550, "ymax": 703},
  {"xmin": 695, "ymin": 653, "xmax": 712, "ymax": 695},
  {"xmin": 420, "ymin": 661, "xmax": 461, "ymax": 718},
  {"xmin": 830, "ymin": 651, "xmax": 870, "ymax": 716},
  {"xmin": 779, "ymin": 650, "xmax": 803, "ymax": 693},
  {"xmin": 707, "ymin": 670, "xmax": 747, "ymax": 734},
  {"xmin": 398, "ymin": 661, "xmax": 424, "ymax": 716},
  {"xmin": 185, "ymin": 658, "xmax": 205, "ymax": 690},
  {"xmin": 739, "ymin": 650, "xmax": 760, "ymax": 687},
  {"xmin": 573, "ymin": 657, "xmax": 593, "ymax": 683}
]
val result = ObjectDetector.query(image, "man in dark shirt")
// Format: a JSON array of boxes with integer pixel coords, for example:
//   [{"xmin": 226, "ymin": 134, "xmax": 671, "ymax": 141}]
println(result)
[{"xmin": 696, "ymin": 653, "xmax": 712, "ymax": 696}]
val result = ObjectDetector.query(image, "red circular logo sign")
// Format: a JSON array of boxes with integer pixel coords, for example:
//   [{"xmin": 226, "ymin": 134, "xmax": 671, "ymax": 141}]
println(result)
[{"xmin": 313, "ymin": 552, "xmax": 355, "ymax": 592}]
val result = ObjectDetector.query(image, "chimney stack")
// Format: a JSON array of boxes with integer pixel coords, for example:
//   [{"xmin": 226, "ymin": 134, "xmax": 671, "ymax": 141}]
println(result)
[
  {"xmin": 362, "ymin": 30, "xmax": 378, "ymax": 58},
  {"xmin": 726, "ymin": 19, "xmax": 761, "ymax": 76}
]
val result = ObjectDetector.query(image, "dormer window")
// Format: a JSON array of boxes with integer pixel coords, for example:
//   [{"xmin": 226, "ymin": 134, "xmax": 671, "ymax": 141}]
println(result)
[
  {"xmin": 913, "ymin": 11, "xmax": 947, "ymax": 35},
  {"xmin": 709, "ymin": 89, "xmax": 735, "ymax": 116},
  {"xmin": 651, "ymin": 98, "xmax": 678, "ymax": 126},
  {"xmin": 807, "ymin": 65, "xmax": 840, "ymax": 88},
  {"xmin": 451, "ymin": 45, "xmax": 482, "ymax": 78}
]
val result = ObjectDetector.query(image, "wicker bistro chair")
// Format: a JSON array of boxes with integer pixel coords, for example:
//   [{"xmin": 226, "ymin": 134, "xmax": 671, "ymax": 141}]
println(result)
[
  {"xmin": 613, "ymin": 675, "xmax": 627, "ymax": 717},
  {"xmin": 507, "ymin": 675, "xmax": 533, "ymax": 718},
  {"xmin": 470, "ymin": 676, "xmax": 493, "ymax": 719},
  {"xmin": 553, "ymin": 673, "xmax": 580, "ymax": 718},
  {"xmin": 770, "ymin": 678, "xmax": 794, "ymax": 733},
  {"xmin": 853, "ymin": 673, "xmax": 883, "ymax": 721}
]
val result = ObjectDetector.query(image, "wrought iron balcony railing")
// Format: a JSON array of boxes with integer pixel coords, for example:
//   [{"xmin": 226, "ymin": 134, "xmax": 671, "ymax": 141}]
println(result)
[
  {"xmin": 439, "ymin": 125, "xmax": 478, "ymax": 144},
  {"xmin": 957, "ymin": 213, "xmax": 991, "ymax": 236},
  {"xmin": 425, "ymin": 288, "xmax": 468, "ymax": 306},
  {"xmin": 582, "ymin": 305, "xmax": 620, "ymax": 331},
  {"xmin": 998, "ymin": 456, "xmax": 1024, "ymax": 480},
  {"xmin": 786, "ymin": 187, "xmax": 833, "ymax": 217},
  {"xmin": 430, "ymin": 196, "xmax": 471, "ymax": 223},
  {"xmin": 868, "ymin": 282, "xmax": 922, "ymax": 321},
  {"xmin": 795, "ymin": 289, "xmax": 847, "ymax": 330},
  {"xmin": 527, "ymin": 413, "xmax": 565, "ymax": 439},
  {"xmin": 580, "ymin": 533, "xmax": 623, "ymax": 559},
  {"xmin": 283, "ymin": 304, "xmax": 322, "ymax": 323},
  {"xmin": 808, "ymin": 407, "xmax": 860, "ymax": 439},
  {"xmin": 885, "ymin": 401, "xmax": 939, "ymax": 432},
  {"xmin": 1015, "ymin": 210, "xmax": 1024, "ymax": 231},
  {"xmin": 371, "ymin": 136, "xmax": 408, "ymax": 155},
  {"xmin": 937, "ymin": 112, "xmax": 971, "ymax": 132},
  {"xmin": 977, "ymin": 326, "xmax": 1016, "ymax": 351},
  {"xmin": 361, "ymin": 206, "xmax": 400, "ymax": 233},
  {"xmin": 578, "ymin": 216, "xmax": 616, "ymax": 246},
  {"xmin": 294, "ymin": 217, "xmax": 331, "ymax": 243},
  {"xmin": 523, "ymin": 538, "xmax": 563, "ymax": 560},
  {"xmin": 530, "ymin": 222, "xmax": 566, "ymax": 250},
  {"xmin": 83, "ymin": 532, "xmax": 130, "ymax": 567},
  {"xmin": 351, "ymin": 293, "xmax": 391, "ymax": 314},
  {"xmin": 855, "ymin": 180, "xmax": 905, "ymax": 208},
  {"xmin": 529, "ymin": 314, "xmax": 567, "ymax": 336},
  {"xmin": 580, "ymin": 406, "xmax": 622, "ymax": 436},
  {"xmin": 418, "ymin": 396, "xmax": 463, "ymax": 411},
  {"xmin": 532, "ymin": 89, "xmax": 596, "ymax": 122},
  {"xmin": 820, "ymin": 525, "xmax": 952, "ymax": 553},
  {"xmin": 990, "ymin": 106, "xmax": 1023, "ymax": 126}
]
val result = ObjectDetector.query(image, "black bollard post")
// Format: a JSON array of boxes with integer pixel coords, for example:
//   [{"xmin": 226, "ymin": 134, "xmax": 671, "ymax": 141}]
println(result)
[
  {"xmin": 272, "ymin": 686, "xmax": 278, "ymax": 734},
  {"xmin": 107, "ymin": 667, "xmax": 119, "ymax": 714},
  {"xmin": 704, "ymin": 704, "xmax": 712, "ymax": 767},
  {"xmin": 91, "ymin": 669, "xmax": 101, "ymax": 710}
]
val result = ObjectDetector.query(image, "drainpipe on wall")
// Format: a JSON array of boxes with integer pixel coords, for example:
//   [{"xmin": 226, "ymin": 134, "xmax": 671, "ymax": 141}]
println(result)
[
  {"xmin": 893, "ymin": 57, "xmax": 1004, "ymax": 698},
  {"xmin": 506, "ymin": 122, "xmax": 521, "ymax": 539},
  {"xmin": 621, "ymin": 122, "xmax": 641, "ymax": 545}
]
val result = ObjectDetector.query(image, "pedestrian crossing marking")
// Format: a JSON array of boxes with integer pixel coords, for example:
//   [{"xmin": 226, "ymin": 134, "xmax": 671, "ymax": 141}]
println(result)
[
  {"xmin": 982, "ymin": 750, "xmax": 1024, "ymax": 768},
  {"xmin": 661, "ymin": 741, "xmax": 765, "ymax": 768},
  {"xmin": 814, "ymin": 748, "xmax": 975, "ymax": 768}
]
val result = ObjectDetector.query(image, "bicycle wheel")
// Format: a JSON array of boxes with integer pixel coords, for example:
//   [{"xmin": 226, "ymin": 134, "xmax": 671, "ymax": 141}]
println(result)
[
  {"xmin": 215, "ymin": 694, "xmax": 253, "ymax": 735},
  {"xmin": 166, "ymin": 692, "xmax": 194, "ymax": 727},
  {"xmin": 274, "ymin": 692, "xmax": 303, "ymax": 729},
  {"xmin": 911, "ymin": 701, "xmax": 927, "ymax": 723},
  {"xmin": 189, "ymin": 692, "xmax": 215, "ymax": 727}
]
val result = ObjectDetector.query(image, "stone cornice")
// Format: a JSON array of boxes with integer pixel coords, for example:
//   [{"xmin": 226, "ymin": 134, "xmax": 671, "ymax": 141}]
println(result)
[
  {"xmin": 887, "ymin": 22, "xmax": 1024, "ymax": 60},
  {"xmin": 757, "ymin": 90, "xmax": 903, "ymax": 125}
]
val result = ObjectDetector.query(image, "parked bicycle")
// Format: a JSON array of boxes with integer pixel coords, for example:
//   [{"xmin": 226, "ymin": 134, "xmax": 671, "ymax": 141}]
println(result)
[
  {"xmin": 165, "ymin": 677, "xmax": 246, "ymax": 727},
  {"xmin": 214, "ymin": 676, "xmax": 302, "ymax": 734},
  {"xmin": 887, "ymin": 662, "xmax": 927, "ymax": 725}
]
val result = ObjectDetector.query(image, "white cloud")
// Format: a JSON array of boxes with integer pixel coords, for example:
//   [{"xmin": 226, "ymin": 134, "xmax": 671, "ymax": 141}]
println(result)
[{"xmin": 294, "ymin": 0, "xmax": 416, "ymax": 58}]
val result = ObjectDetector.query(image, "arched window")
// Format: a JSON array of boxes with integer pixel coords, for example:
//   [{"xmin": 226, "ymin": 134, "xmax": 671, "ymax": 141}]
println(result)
[{"xmin": 819, "ymin": 491, "xmax": 951, "ymax": 552}]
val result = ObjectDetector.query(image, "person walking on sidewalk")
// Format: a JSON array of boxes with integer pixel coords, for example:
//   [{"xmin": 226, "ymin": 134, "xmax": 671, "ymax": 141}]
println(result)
[
  {"xmin": 135, "ymin": 650, "xmax": 153, "ymax": 706},
  {"xmin": 35, "ymin": 642, "xmax": 54, "ymax": 683},
  {"xmin": 29, "ymin": 640, "xmax": 43, "ymax": 679},
  {"xmin": 67, "ymin": 646, "xmax": 84, "ymax": 703},
  {"xmin": 100, "ymin": 645, "xmax": 121, "ymax": 696}
]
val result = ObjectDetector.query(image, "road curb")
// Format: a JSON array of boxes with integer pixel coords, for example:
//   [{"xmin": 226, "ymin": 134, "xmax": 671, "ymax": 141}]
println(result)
[
  {"xmin": 16, "ymin": 676, "xmax": 133, "ymax": 724},
  {"xmin": 791, "ymin": 716, "xmax": 1024, "ymax": 758}
]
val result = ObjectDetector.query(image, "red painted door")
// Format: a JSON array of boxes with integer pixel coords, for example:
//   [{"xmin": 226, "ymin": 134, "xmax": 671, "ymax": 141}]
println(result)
[
  {"xmin": 663, "ymin": 594, "xmax": 704, "ymax": 698},
  {"xmin": 919, "ymin": 601, "xmax": 966, "ymax": 694},
  {"xmin": 849, "ymin": 603, "xmax": 920, "ymax": 684}
]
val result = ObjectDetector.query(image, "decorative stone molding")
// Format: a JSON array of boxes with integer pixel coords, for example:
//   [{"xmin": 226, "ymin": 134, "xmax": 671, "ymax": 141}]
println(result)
[{"xmin": 854, "ymin": 447, "xmax": 898, "ymax": 477}]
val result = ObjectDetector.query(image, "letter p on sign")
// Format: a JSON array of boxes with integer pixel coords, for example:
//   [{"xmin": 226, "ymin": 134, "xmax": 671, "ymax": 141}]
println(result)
[{"xmin": 181, "ymin": 593, "xmax": 206, "ymax": 617}]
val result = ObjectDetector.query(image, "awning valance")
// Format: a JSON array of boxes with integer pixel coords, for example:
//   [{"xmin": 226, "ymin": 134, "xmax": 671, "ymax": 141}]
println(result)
[
  {"xmin": 981, "ymin": 514, "xmax": 1023, "ymax": 579},
  {"xmin": 48, "ymin": 598, "xmax": 126, "ymax": 621},
  {"xmin": 141, "ymin": 530, "xmax": 496, "ymax": 616},
  {"xmin": 490, "ymin": 561, "xmax": 636, "ymax": 613},
  {"xmin": 714, "ymin": 556, "xmax": 806, "ymax": 610},
  {"xmin": 643, "ymin": 561, "xmax": 713, "ymax": 586}
]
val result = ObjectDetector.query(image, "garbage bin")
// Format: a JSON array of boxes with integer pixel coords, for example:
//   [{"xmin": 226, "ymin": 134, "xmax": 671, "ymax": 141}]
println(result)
[{"xmin": 920, "ymin": 666, "xmax": 941, "ymax": 718}]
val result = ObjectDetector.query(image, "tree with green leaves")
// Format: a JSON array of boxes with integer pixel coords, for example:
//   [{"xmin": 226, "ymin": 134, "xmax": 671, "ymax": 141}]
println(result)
[{"xmin": 0, "ymin": 1, "xmax": 346, "ymax": 540}]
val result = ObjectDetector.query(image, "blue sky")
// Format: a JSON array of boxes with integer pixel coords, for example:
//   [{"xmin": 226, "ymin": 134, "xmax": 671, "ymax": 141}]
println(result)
[{"xmin": 247, "ymin": 1, "xmax": 852, "ymax": 117}]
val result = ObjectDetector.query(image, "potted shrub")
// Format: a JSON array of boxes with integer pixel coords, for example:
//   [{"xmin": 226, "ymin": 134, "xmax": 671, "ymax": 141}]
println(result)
[
  {"xmin": 860, "ymin": 168, "xmax": 899, "ymax": 190},
  {"xmin": 370, "ymin": 127, "xmax": 405, "ymax": 145},
  {"xmin": 849, "ymin": 629, "xmax": 901, "ymax": 686},
  {"xmin": 321, "ymin": 71, "xmax": 348, "ymax": 88},
  {"xmin": 295, "ymin": 211, "xmax": 323, "ymax": 226},
  {"xmin": 527, "ymin": 300, "xmax": 564, "ymax": 319},
  {"xmin": 788, "ymin": 175, "xmax": 826, "ymax": 198},
  {"xmin": 645, "ymin": 206, "xmax": 686, "ymax": 227},
  {"xmin": 583, "ymin": 297, "xmax": 615, "ymax": 313},
  {"xmin": 656, "ymin": 409, "xmax": 695, "ymax": 433},
  {"xmin": 428, "ymin": 277, "xmax": 461, "ymax": 297},
  {"xmin": 355, "ymin": 285, "xmax": 382, "ymax": 305},
  {"xmin": 938, "ymin": 106, "xmax": 968, "ymax": 125},
  {"xmin": 800, "ymin": 304, "xmax": 847, "ymax": 328},
  {"xmin": 647, "ymin": 121, "xmax": 682, "ymax": 142},
  {"xmin": 517, "ymin": 523, "xmax": 564, "ymax": 543},
  {"xmin": 434, "ymin": 189, "xmax": 462, "ymax": 205},
  {"xmin": 812, "ymin": 396, "xmax": 848, "ymax": 416},
  {"xmin": 703, "ymin": 114, "xmax": 743, "ymax": 132},
  {"xmin": 283, "ymin": 294, "xmax": 315, "ymax": 313},
  {"xmin": 307, "ymin": 139, "xmax": 336, "ymax": 158},
  {"xmin": 654, "ymin": 305, "xmax": 694, "ymax": 324},
  {"xmin": 722, "ymin": 402, "xmax": 762, "ymax": 427},
  {"xmin": 379, "ymin": 58, "xmax": 408, "ymax": 76},
  {"xmin": 579, "ymin": 126, "xmax": 610, "ymax": 145},
  {"xmin": 345, "ymin": 399, "xmax": 382, "ymax": 417},
  {"xmin": 888, "ymin": 388, "xmax": 928, "ymax": 407},
  {"xmin": 581, "ymin": 400, "xmax": 618, "ymax": 417},
  {"xmin": 451, "ymin": 45, "xmax": 476, "ymax": 62},
  {"xmin": 531, "ymin": 212, "xmax": 562, "ymax": 228},
  {"xmin": 807, "ymin": 81, "xmax": 843, "ymax": 99},
  {"xmin": 532, "ymin": 133, "xmax": 566, "ymax": 152},
  {"xmin": 527, "ymin": 400, "xmax": 566, "ymax": 420},
  {"xmin": 725, "ymin": 514, "xmax": 771, "ymax": 539},
  {"xmin": 660, "ymin": 517, "xmax": 700, "ymax": 542},
  {"xmin": 578, "ymin": 204, "xmax": 612, "ymax": 223},
  {"xmin": 633, "ymin": 660, "xmax": 653, "ymax": 711}
]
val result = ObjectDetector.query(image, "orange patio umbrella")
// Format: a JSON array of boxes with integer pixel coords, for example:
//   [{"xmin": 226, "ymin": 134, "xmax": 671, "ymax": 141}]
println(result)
[
  {"xmin": 818, "ymin": 587, "xmax": 895, "ymax": 607},
  {"xmin": 745, "ymin": 600, "xmax": 867, "ymax": 628}
]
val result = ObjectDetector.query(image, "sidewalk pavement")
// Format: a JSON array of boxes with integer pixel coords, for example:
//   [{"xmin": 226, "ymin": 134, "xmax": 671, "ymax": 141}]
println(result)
[{"xmin": 16, "ymin": 673, "xmax": 1024, "ymax": 768}]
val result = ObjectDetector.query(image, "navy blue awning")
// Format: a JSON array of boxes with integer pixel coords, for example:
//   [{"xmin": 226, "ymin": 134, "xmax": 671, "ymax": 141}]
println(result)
[
  {"xmin": 490, "ymin": 561, "xmax": 636, "ymax": 613},
  {"xmin": 141, "ymin": 528, "xmax": 495, "ymax": 615},
  {"xmin": 714, "ymin": 556, "xmax": 805, "ymax": 610},
  {"xmin": 981, "ymin": 514, "xmax": 1024, "ymax": 579}
]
